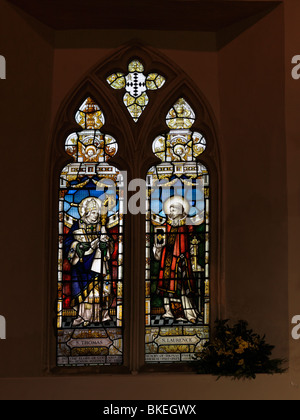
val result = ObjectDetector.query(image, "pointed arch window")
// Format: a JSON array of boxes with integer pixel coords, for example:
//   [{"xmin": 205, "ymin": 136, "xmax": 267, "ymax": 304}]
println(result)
[
  {"xmin": 57, "ymin": 97, "xmax": 124, "ymax": 367},
  {"xmin": 52, "ymin": 47, "xmax": 219, "ymax": 372},
  {"xmin": 145, "ymin": 98, "xmax": 210, "ymax": 363}
]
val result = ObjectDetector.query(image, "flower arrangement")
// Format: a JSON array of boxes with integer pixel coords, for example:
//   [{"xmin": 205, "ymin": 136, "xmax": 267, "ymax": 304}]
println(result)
[{"xmin": 193, "ymin": 319, "xmax": 287, "ymax": 380}]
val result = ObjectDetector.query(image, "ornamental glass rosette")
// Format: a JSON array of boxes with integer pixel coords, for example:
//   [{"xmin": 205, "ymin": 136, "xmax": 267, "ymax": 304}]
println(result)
[
  {"xmin": 57, "ymin": 97, "xmax": 124, "ymax": 367},
  {"xmin": 145, "ymin": 98, "xmax": 210, "ymax": 363},
  {"xmin": 107, "ymin": 59, "xmax": 165, "ymax": 122}
]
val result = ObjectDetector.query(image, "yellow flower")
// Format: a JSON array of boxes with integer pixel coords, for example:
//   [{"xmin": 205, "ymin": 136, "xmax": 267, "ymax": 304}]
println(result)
[
  {"xmin": 235, "ymin": 337, "xmax": 249, "ymax": 351},
  {"xmin": 238, "ymin": 359, "xmax": 245, "ymax": 366}
]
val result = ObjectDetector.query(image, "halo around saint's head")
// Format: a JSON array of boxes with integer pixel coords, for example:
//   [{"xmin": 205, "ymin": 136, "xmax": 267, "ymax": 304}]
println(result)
[{"xmin": 163, "ymin": 196, "xmax": 190, "ymax": 216}]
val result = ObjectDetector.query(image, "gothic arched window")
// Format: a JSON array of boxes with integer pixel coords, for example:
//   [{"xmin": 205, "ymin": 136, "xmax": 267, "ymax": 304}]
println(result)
[{"xmin": 52, "ymin": 45, "xmax": 219, "ymax": 372}]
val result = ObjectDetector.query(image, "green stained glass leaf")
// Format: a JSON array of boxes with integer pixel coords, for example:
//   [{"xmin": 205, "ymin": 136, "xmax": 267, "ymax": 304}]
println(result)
[
  {"xmin": 106, "ymin": 73, "xmax": 125, "ymax": 90},
  {"xmin": 146, "ymin": 73, "xmax": 166, "ymax": 90},
  {"xmin": 128, "ymin": 60, "xmax": 144, "ymax": 73}
]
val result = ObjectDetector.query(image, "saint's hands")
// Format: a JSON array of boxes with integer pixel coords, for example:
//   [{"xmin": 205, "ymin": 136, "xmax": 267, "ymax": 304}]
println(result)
[{"xmin": 91, "ymin": 238, "xmax": 100, "ymax": 249}]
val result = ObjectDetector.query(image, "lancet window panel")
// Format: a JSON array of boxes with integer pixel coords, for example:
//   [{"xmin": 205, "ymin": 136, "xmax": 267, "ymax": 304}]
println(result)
[
  {"xmin": 57, "ymin": 97, "xmax": 124, "ymax": 367},
  {"xmin": 145, "ymin": 98, "xmax": 210, "ymax": 364}
]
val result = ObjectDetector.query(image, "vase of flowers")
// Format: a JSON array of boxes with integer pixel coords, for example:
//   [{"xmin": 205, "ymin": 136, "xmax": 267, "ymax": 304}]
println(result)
[{"xmin": 193, "ymin": 319, "xmax": 287, "ymax": 380}]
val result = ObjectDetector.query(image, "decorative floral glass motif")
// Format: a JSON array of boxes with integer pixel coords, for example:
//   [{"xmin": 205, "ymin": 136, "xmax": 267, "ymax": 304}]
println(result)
[
  {"xmin": 57, "ymin": 97, "xmax": 124, "ymax": 367},
  {"xmin": 107, "ymin": 59, "xmax": 166, "ymax": 122},
  {"xmin": 145, "ymin": 98, "xmax": 210, "ymax": 363}
]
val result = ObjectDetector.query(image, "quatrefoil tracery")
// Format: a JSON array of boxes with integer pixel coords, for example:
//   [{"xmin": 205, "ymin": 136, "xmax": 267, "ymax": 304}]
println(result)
[{"xmin": 107, "ymin": 59, "xmax": 166, "ymax": 122}]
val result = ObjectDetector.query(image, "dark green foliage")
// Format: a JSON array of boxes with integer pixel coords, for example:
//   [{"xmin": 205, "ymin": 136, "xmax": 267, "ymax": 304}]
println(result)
[{"xmin": 192, "ymin": 319, "xmax": 287, "ymax": 380}]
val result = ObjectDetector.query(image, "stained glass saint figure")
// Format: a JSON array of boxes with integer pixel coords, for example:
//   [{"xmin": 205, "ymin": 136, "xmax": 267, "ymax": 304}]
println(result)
[
  {"xmin": 57, "ymin": 97, "xmax": 124, "ymax": 367},
  {"xmin": 152, "ymin": 195, "xmax": 201, "ymax": 323},
  {"xmin": 145, "ymin": 98, "xmax": 210, "ymax": 363},
  {"xmin": 65, "ymin": 197, "xmax": 114, "ymax": 326}
]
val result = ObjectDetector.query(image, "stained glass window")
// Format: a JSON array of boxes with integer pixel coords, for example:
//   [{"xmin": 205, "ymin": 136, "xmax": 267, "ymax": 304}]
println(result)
[
  {"xmin": 107, "ymin": 59, "xmax": 165, "ymax": 122},
  {"xmin": 145, "ymin": 98, "xmax": 210, "ymax": 363},
  {"xmin": 57, "ymin": 97, "xmax": 124, "ymax": 367}
]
